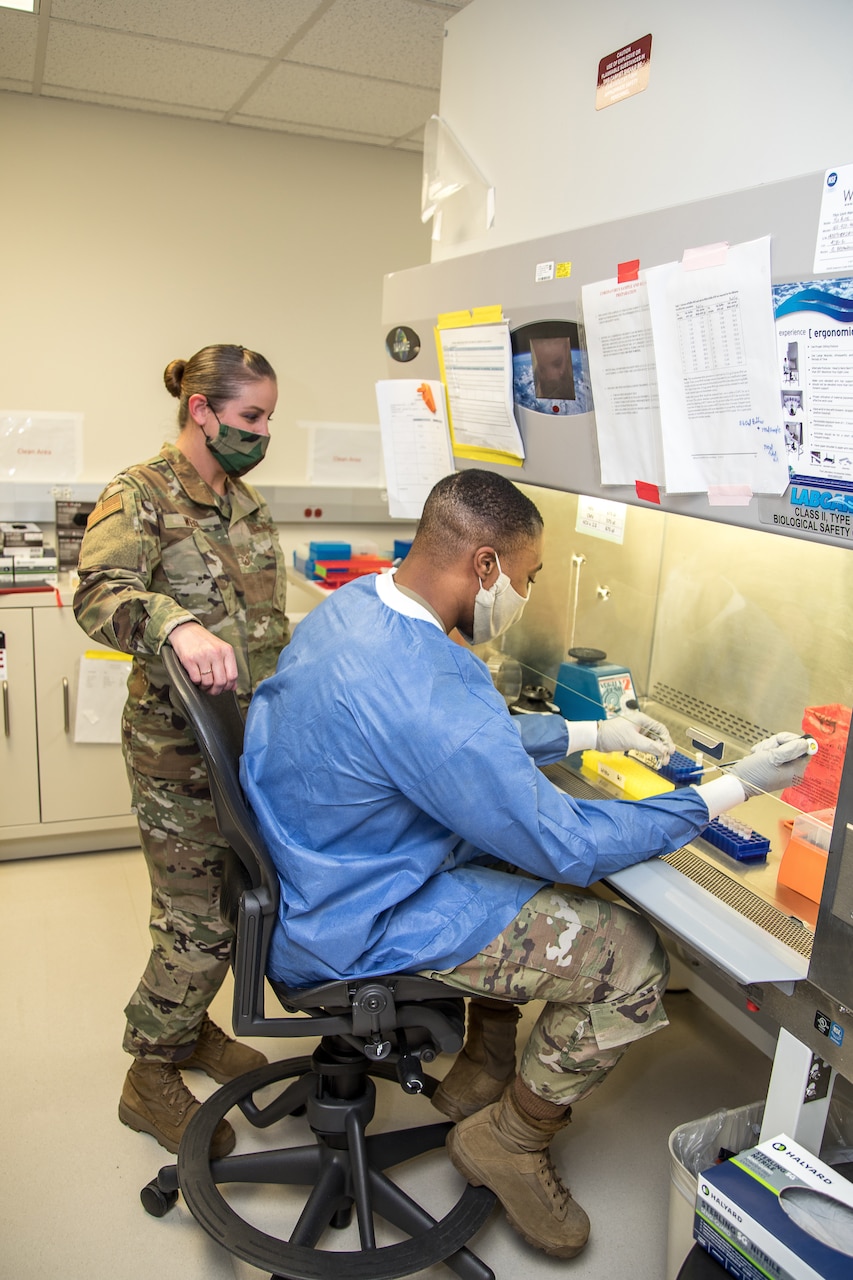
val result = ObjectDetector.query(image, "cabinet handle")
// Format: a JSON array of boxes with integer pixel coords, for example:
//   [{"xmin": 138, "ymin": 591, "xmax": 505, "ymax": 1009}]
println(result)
[
  {"xmin": 62, "ymin": 676, "xmax": 70, "ymax": 734},
  {"xmin": 2, "ymin": 680, "xmax": 8, "ymax": 737}
]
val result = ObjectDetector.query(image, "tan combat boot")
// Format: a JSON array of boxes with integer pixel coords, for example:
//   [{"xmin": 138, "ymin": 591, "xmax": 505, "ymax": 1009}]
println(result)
[
  {"xmin": 447, "ymin": 1079, "xmax": 590, "ymax": 1258},
  {"xmin": 180, "ymin": 1014, "xmax": 268, "ymax": 1084},
  {"xmin": 432, "ymin": 999, "xmax": 521, "ymax": 1122},
  {"xmin": 119, "ymin": 1059, "xmax": 236, "ymax": 1157}
]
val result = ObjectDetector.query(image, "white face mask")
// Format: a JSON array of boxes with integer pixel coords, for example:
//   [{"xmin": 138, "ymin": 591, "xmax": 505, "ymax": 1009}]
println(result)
[{"xmin": 462, "ymin": 553, "xmax": 531, "ymax": 646}]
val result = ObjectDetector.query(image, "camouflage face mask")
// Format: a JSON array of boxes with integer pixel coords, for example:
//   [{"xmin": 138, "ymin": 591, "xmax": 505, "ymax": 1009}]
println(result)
[{"xmin": 204, "ymin": 416, "xmax": 269, "ymax": 477}]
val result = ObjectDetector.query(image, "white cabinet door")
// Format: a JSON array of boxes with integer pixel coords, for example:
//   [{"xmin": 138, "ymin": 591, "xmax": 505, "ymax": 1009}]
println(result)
[
  {"xmin": 0, "ymin": 608, "xmax": 40, "ymax": 828},
  {"xmin": 33, "ymin": 608, "xmax": 133, "ymax": 823}
]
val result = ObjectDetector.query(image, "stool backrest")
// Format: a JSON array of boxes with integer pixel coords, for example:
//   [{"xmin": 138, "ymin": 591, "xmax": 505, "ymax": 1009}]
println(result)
[{"xmin": 161, "ymin": 645, "xmax": 278, "ymax": 920}]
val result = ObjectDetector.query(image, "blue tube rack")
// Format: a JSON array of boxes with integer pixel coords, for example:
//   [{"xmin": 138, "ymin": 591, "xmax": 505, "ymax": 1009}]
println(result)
[
  {"xmin": 658, "ymin": 750, "xmax": 704, "ymax": 786},
  {"xmin": 702, "ymin": 818, "xmax": 771, "ymax": 863}
]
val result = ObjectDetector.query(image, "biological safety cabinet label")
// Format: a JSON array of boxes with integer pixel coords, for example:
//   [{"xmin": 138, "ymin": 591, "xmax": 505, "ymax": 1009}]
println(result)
[{"xmin": 758, "ymin": 485, "xmax": 853, "ymax": 541}]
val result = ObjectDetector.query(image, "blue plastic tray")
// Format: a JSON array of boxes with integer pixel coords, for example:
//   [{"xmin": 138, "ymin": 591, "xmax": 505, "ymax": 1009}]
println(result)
[
  {"xmin": 702, "ymin": 818, "xmax": 770, "ymax": 863},
  {"xmin": 658, "ymin": 749, "xmax": 704, "ymax": 786}
]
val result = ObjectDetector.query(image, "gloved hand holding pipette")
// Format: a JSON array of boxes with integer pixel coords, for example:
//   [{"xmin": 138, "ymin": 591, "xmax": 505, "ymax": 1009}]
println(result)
[
  {"xmin": 726, "ymin": 732, "xmax": 817, "ymax": 799},
  {"xmin": 593, "ymin": 711, "xmax": 675, "ymax": 762}
]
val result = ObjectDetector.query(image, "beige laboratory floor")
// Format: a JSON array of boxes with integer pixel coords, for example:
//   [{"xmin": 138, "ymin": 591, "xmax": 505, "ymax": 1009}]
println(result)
[{"xmin": 0, "ymin": 847, "xmax": 773, "ymax": 1280}]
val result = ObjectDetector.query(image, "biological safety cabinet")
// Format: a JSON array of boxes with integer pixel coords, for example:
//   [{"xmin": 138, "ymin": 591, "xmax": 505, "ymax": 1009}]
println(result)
[{"xmin": 381, "ymin": 163, "xmax": 853, "ymax": 1141}]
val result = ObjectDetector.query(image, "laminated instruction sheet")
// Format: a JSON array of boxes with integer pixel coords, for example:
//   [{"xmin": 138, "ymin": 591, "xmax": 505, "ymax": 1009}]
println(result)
[{"xmin": 435, "ymin": 306, "xmax": 525, "ymax": 466}]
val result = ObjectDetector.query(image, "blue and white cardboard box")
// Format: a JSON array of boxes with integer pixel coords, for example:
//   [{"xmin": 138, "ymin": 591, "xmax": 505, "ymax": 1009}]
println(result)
[{"xmin": 694, "ymin": 1133, "xmax": 853, "ymax": 1279}]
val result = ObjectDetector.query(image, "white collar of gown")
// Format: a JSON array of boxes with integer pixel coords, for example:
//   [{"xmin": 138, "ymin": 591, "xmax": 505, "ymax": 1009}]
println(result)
[{"xmin": 373, "ymin": 567, "xmax": 444, "ymax": 630}]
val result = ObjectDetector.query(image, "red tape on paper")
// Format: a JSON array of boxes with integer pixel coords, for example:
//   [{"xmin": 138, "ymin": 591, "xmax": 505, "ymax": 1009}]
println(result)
[
  {"xmin": 635, "ymin": 481, "xmax": 661, "ymax": 504},
  {"xmin": 617, "ymin": 259, "xmax": 640, "ymax": 282}
]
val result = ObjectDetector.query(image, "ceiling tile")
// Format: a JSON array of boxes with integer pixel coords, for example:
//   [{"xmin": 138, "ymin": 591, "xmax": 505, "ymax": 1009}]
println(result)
[
  {"xmin": 1, "ymin": 0, "xmax": 474, "ymax": 150},
  {"xmin": 50, "ymin": 0, "xmax": 325, "ymax": 57},
  {"xmin": 231, "ymin": 114, "xmax": 395, "ymax": 147},
  {"xmin": 43, "ymin": 25, "xmax": 263, "ymax": 110},
  {"xmin": 289, "ymin": 0, "xmax": 446, "ymax": 87},
  {"xmin": 242, "ymin": 61, "xmax": 438, "ymax": 136},
  {"xmin": 0, "ymin": 11, "xmax": 38, "ymax": 82},
  {"xmin": 39, "ymin": 84, "xmax": 225, "ymax": 121}
]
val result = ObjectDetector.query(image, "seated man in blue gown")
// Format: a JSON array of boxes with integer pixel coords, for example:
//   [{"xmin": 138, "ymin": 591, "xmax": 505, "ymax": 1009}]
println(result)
[{"xmin": 241, "ymin": 469, "xmax": 809, "ymax": 1260}]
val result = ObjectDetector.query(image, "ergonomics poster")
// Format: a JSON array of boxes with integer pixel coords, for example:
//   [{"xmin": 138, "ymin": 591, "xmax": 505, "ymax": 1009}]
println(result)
[{"xmin": 774, "ymin": 278, "xmax": 853, "ymax": 488}]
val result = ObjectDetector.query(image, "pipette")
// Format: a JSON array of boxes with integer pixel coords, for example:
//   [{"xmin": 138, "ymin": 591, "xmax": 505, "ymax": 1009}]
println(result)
[{"xmin": 701, "ymin": 733, "xmax": 818, "ymax": 773}]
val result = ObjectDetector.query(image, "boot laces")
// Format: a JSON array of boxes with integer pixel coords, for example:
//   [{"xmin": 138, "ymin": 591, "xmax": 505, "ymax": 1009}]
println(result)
[
  {"xmin": 155, "ymin": 1063, "xmax": 197, "ymax": 1119},
  {"xmin": 197, "ymin": 1015, "xmax": 231, "ymax": 1052},
  {"xmin": 533, "ymin": 1150, "xmax": 572, "ymax": 1215}
]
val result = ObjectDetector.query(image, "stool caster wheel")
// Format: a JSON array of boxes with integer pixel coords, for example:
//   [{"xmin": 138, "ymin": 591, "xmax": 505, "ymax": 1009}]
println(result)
[{"xmin": 141, "ymin": 1180, "xmax": 179, "ymax": 1217}]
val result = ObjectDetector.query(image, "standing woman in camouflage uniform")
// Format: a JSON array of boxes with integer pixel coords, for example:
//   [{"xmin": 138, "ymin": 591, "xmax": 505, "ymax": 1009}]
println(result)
[{"xmin": 74, "ymin": 344, "xmax": 290, "ymax": 1157}]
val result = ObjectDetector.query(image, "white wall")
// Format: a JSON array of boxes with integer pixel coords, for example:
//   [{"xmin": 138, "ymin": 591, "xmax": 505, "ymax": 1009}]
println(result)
[
  {"xmin": 0, "ymin": 94, "xmax": 430, "ymax": 483},
  {"xmin": 435, "ymin": 0, "xmax": 853, "ymax": 258}
]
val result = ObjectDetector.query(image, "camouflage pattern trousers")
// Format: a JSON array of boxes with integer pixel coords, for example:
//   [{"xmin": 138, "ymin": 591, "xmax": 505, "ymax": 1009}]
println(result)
[
  {"xmin": 422, "ymin": 885, "xmax": 670, "ymax": 1106},
  {"xmin": 123, "ymin": 772, "xmax": 234, "ymax": 1060}
]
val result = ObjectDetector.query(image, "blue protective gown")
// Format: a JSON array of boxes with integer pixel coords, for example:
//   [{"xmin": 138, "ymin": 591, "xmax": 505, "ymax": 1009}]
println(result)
[{"xmin": 241, "ymin": 573, "xmax": 713, "ymax": 987}]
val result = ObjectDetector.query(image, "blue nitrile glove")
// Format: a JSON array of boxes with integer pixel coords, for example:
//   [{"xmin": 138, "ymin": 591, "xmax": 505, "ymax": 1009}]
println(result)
[
  {"xmin": 596, "ymin": 712, "xmax": 675, "ymax": 763},
  {"xmin": 727, "ymin": 732, "xmax": 815, "ymax": 799}
]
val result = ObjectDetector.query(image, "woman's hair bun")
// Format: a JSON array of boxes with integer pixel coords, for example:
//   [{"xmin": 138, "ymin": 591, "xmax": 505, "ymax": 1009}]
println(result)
[{"xmin": 163, "ymin": 359, "xmax": 187, "ymax": 399}]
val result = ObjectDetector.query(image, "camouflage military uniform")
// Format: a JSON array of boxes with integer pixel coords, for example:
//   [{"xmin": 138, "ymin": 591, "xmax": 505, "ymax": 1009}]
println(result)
[
  {"xmin": 423, "ymin": 885, "xmax": 670, "ymax": 1105},
  {"xmin": 74, "ymin": 442, "xmax": 289, "ymax": 1060}
]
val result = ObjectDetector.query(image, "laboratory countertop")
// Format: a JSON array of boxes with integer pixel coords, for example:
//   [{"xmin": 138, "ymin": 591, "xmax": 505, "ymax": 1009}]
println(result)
[
  {"xmin": 0, "ymin": 576, "xmax": 73, "ymax": 607},
  {"xmin": 1, "ymin": 567, "xmax": 377, "ymax": 610},
  {"xmin": 285, "ymin": 565, "xmax": 335, "ymax": 602},
  {"xmin": 3, "ymin": 568, "xmax": 336, "ymax": 609}
]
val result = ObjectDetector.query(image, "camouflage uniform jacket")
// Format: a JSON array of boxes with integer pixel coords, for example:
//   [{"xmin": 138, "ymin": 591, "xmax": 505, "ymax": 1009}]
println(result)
[{"xmin": 74, "ymin": 442, "xmax": 289, "ymax": 781}]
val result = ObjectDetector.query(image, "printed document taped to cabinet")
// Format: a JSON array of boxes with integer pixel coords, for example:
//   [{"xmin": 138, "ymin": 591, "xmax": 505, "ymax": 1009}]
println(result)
[
  {"xmin": 645, "ymin": 236, "xmax": 787, "ymax": 494},
  {"xmin": 581, "ymin": 273, "xmax": 664, "ymax": 486},
  {"xmin": 814, "ymin": 163, "xmax": 853, "ymax": 274},
  {"xmin": 74, "ymin": 651, "xmax": 132, "ymax": 744},
  {"xmin": 376, "ymin": 379, "xmax": 454, "ymax": 519}
]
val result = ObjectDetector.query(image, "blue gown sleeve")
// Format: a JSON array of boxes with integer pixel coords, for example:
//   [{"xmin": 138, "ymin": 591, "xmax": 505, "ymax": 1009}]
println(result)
[
  {"xmin": 513, "ymin": 712, "xmax": 570, "ymax": 764},
  {"xmin": 399, "ymin": 708, "xmax": 710, "ymax": 888}
]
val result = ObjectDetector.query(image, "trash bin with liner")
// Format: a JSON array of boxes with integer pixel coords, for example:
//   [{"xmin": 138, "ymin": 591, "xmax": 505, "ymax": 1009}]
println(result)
[
  {"xmin": 666, "ymin": 1088, "xmax": 853, "ymax": 1280},
  {"xmin": 667, "ymin": 1102, "xmax": 763, "ymax": 1280}
]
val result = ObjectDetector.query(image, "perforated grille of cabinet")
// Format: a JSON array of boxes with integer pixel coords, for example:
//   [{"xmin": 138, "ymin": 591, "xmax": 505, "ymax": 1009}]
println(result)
[{"xmin": 663, "ymin": 846, "xmax": 813, "ymax": 958}]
